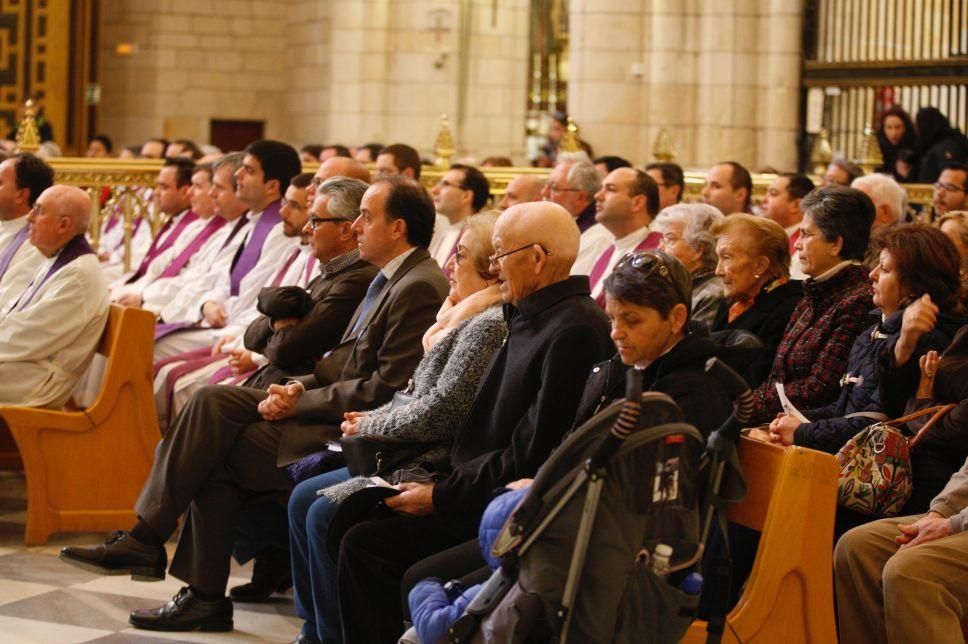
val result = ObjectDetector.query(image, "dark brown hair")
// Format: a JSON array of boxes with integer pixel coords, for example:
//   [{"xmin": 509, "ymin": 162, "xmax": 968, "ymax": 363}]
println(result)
[{"xmin": 873, "ymin": 223, "xmax": 964, "ymax": 312}]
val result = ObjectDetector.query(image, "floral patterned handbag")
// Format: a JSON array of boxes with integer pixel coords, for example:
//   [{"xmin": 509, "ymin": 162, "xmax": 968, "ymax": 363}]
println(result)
[{"xmin": 835, "ymin": 404, "xmax": 956, "ymax": 518}]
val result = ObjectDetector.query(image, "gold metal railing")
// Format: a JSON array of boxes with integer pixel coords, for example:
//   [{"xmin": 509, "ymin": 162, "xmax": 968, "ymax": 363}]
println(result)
[{"xmin": 49, "ymin": 157, "xmax": 938, "ymax": 268}]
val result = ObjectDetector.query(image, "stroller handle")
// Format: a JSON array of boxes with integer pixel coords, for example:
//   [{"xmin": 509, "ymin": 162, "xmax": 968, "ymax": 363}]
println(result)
[
  {"xmin": 589, "ymin": 367, "xmax": 643, "ymax": 469},
  {"xmin": 704, "ymin": 357, "xmax": 754, "ymax": 449}
]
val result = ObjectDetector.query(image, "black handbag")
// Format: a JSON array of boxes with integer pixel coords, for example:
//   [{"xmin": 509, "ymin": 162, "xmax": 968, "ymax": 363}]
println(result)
[{"xmin": 340, "ymin": 391, "xmax": 435, "ymax": 476}]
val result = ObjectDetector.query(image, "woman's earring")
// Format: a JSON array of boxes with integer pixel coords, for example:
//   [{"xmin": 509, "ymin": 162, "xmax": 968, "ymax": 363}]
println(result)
[{"xmin": 754, "ymin": 274, "xmax": 761, "ymax": 280}]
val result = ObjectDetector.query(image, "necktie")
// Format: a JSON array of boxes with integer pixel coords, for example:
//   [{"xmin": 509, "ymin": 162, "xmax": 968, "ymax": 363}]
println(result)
[{"xmin": 349, "ymin": 272, "xmax": 389, "ymax": 336}]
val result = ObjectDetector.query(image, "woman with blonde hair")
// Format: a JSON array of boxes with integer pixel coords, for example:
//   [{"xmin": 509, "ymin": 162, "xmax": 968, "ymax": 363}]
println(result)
[{"xmin": 710, "ymin": 213, "xmax": 802, "ymax": 386}]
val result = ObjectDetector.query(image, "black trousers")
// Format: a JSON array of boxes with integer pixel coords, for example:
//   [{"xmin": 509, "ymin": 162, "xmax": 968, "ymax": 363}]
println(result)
[
  {"xmin": 337, "ymin": 513, "xmax": 479, "ymax": 644},
  {"xmin": 400, "ymin": 539, "xmax": 489, "ymax": 621},
  {"xmin": 134, "ymin": 385, "xmax": 295, "ymax": 596}
]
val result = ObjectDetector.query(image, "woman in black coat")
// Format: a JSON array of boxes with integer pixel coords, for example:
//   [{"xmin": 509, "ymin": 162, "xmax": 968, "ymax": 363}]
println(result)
[
  {"xmin": 915, "ymin": 107, "xmax": 968, "ymax": 183},
  {"xmin": 710, "ymin": 213, "xmax": 802, "ymax": 387},
  {"xmin": 876, "ymin": 105, "xmax": 919, "ymax": 182}
]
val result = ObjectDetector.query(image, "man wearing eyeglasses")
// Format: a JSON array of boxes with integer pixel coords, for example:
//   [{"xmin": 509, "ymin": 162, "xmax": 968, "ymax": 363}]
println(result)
[
  {"xmin": 0, "ymin": 185, "xmax": 109, "ymax": 407},
  {"xmin": 429, "ymin": 164, "xmax": 490, "ymax": 271},
  {"xmin": 932, "ymin": 162, "xmax": 968, "ymax": 216},
  {"xmin": 541, "ymin": 157, "xmax": 612, "ymax": 276}
]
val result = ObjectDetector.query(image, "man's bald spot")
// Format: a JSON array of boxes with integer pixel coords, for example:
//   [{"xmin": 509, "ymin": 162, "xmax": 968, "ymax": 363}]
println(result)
[
  {"xmin": 498, "ymin": 201, "xmax": 579, "ymax": 270},
  {"xmin": 317, "ymin": 157, "xmax": 372, "ymax": 183},
  {"xmin": 45, "ymin": 185, "xmax": 93, "ymax": 233},
  {"xmin": 506, "ymin": 174, "xmax": 545, "ymax": 202}
]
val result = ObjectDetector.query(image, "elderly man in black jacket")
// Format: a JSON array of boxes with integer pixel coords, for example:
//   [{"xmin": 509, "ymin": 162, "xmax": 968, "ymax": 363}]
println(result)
[{"xmin": 336, "ymin": 201, "xmax": 613, "ymax": 644}]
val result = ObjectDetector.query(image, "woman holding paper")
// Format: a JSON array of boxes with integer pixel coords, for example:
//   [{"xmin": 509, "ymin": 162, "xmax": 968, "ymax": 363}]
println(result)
[
  {"xmin": 768, "ymin": 224, "xmax": 966, "ymax": 459},
  {"xmin": 746, "ymin": 186, "xmax": 876, "ymax": 424}
]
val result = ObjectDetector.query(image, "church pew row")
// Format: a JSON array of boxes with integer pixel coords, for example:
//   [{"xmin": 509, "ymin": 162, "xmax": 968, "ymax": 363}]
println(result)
[
  {"xmin": 0, "ymin": 305, "xmax": 159, "ymax": 545},
  {"xmin": 682, "ymin": 436, "xmax": 839, "ymax": 644}
]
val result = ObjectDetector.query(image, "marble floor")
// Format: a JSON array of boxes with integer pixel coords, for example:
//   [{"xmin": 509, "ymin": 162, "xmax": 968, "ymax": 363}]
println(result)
[{"xmin": 0, "ymin": 471, "xmax": 301, "ymax": 643}]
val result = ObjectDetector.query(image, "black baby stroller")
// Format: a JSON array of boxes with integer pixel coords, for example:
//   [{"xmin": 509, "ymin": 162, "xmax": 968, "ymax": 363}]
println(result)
[{"xmin": 447, "ymin": 359, "xmax": 751, "ymax": 644}]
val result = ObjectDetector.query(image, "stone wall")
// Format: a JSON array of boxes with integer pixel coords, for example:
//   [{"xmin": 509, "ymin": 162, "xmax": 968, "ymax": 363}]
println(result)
[
  {"xmin": 98, "ymin": 0, "xmax": 530, "ymax": 159},
  {"xmin": 568, "ymin": 0, "xmax": 803, "ymax": 170}
]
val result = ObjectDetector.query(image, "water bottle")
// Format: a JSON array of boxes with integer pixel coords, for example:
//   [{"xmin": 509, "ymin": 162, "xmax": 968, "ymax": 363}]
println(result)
[{"xmin": 651, "ymin": 543, "xmax": 672, "ymax": 578}]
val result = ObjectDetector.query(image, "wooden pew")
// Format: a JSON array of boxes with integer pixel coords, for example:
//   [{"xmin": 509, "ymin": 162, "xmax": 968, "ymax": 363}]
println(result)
[
  {"xmin": 682, "ymin": 436, "xmax": 839, "ymax": 644},
  {"xmin": 0, "ymin": 305, "xmax": 159, "ymax": 545}
]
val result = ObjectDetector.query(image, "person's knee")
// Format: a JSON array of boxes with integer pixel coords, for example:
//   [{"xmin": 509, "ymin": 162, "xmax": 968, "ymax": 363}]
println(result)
[
  {"xmin": 288, "ymin": 480, "xmax": 319, "ymax": 525},
  {"xmin": 306, "ymin": 496, "xmax": 337, "ymax": 541},
  {"xmin": 882, "ymin": 547, "xmax": 920, "ymax": 592}
]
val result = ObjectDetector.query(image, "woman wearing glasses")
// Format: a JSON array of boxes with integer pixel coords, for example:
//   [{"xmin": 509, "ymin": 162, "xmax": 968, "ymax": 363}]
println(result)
[{"xmin": 287, "ymin": 212, "xmax": 507, "ymax": 644}]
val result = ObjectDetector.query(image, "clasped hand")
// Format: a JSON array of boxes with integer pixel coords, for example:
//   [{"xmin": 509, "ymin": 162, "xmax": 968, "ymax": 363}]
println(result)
[
  {"xmin": 257, "ymin": 381, "xmax": 304, "ymax": 421},
  {"xmin": 767, "ymin": 412, "xmax": 800, "ymax": 446},
  {"xmin": 385, "ymin": 482, "xmax": 435, "ymax": 516},
  {"xmin": 895, "ymin": 511, "xmax": 951, "ymax": 551}
]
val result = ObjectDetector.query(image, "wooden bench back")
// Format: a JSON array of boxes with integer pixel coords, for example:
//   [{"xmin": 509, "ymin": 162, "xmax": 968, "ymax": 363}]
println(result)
[{"xmin": 682, "ymin": 436, "xmax": 839, "ymax": 643}]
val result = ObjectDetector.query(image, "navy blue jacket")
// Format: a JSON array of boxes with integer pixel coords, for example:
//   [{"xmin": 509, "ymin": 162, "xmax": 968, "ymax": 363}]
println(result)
[{"xmin": 794, "ymin": 308, "xmax": 962, "ymax": 454}]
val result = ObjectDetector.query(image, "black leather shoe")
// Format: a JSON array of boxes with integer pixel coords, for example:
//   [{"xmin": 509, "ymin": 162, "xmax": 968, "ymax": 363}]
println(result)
[
  {"xmin": 59, "ymin": 530, "xmax": 167, "ymax": 581},
  {"xmin": 129, "ymin": 586, "xmax": 233, "ymax": 632},
  {"xmin": 229, "ymin": 547, "xmax": 293, "ymax": 602},
  {"xmin": 293, "ymin": 635, "xmax": 320, "ymax": 644}
]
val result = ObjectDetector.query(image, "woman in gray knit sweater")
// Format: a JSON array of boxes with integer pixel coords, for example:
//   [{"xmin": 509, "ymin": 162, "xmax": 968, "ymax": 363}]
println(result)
[{"xmin": 288, "ymin": 212, "xmax": 508, "ymax": 644}]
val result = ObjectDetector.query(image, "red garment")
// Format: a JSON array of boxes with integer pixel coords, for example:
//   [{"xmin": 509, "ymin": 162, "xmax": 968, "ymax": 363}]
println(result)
[{"xmin": 749, "ymin": 264, "xmax": 873, "ymax": 423}]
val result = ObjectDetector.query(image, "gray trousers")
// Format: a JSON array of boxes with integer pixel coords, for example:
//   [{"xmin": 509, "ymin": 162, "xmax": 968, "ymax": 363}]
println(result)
[
  {"xmin": 135, "ymin": 385, "xmax": 295, "ymax": 596},
  {"xmin": 834, "ymin": 513, "xmax": 968, "ymax": 644}
]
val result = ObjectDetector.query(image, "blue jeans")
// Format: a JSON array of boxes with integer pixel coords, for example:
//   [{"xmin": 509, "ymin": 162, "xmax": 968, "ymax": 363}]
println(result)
[{"xmin": 289, "ymin": 467, "xmax": 352, "ymax": 644}]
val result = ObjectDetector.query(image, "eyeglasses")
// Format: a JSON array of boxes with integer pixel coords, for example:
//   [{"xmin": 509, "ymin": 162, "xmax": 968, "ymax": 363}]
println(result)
[
  {"xmin": 545, "ymin": 182, "xmax": 582, "ymax": 194},
  {"xmin": 29, "ymin": 204, "xmax": 67, "ymax": 219},
  {"xmin": 281, "ymin": 197, "xmax": 308, "ymax": 210},
  {"xmin": 934, "ymin": 182, "xmax": 966, "ymax": 194},
  {"xmin": 310, "ymin": 177, "xmax": 325, "ymax": 188},
  {"xmin": 613, "ymin": 250, "xmax": 686, "ymax": 300},
  {"xmin": 436, "ymin": 179, "xmax": 468, "ymax": 191},
  {"xmin": 487, "ymin": 243, "xmax": 551, "ymax": 267},
  {"xmin": 308, "ymin": 216, "xmax": 347, "ymax": 229}
]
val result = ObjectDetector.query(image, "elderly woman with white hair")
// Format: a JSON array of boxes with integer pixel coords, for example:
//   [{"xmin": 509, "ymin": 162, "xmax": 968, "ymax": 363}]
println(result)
[{"xmin": 654, "ymin": 202, "xmax": 726, "ymax": 329}]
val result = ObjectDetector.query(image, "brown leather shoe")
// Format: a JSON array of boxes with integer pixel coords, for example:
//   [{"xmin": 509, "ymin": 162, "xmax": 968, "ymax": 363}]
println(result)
[
  {"xmin": 59, "ymin": 530, "xmax": 166, "ymax": 581},
  {"xmin": 129, "ymin": 586, "xmax": 233, "ymax": 632}
]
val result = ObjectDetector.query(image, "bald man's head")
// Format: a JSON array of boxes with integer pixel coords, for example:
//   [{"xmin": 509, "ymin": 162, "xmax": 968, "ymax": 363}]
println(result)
[
  {"xmin": 499, "ymin": 174, "xmax": 546, "ymax": 210},
  {"xmin": 317, "ymin": 157, "xmax": 372, "ymax": 183},
  {"xmin": 27, "ymin": 185, "xmax": 92, "ymax": 256},
  {"xmin": 491, "ymin": 201, "xmax": 579, "ymax": 305}
]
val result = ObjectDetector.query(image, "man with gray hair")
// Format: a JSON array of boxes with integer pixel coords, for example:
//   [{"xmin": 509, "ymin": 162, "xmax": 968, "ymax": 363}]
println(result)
[
  {"xmin": 0, "ymin": 185, "xmax": 110, "ymax": 407},
  {"xmin": 541, "ymin": 156, "xmax": 613, "ymax": 274},
  {"xmin": 851, "ymin": 173, "xmax": 908, "ymax": 228}
]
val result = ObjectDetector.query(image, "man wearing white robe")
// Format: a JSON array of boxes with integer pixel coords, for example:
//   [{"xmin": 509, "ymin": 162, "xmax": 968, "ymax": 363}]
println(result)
[
  {"xmin": 0, "ymin": 153, "xmax": 54, "ymax": 309},
  {"xmin": 0, "ymin": 185, "xmax": 110, "ymax": 407},
  {"xmin": 152, "ymin": 140, "xmax": 302, "ymax": 359}
]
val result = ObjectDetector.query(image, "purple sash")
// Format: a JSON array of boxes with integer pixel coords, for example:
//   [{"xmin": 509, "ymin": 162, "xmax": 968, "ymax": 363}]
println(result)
[
  {"xmin": 14, "ymin": 235, "xmax": 96, "ymax": 311},
  {"xmin": 304, "ymin": 256, "xmax": 318, "ymax": 285},
  {"xmin": 0, "ymin": 223, "xmax": 30, "ymax": 281},
  {"xmin": 126, "ymin": 210, "xmax": 200, "ymax": 283},
  {"xmin": 271, "ymin": 248, "xmax": 302, "ymax": 287},
  {"xmin": 230, "ymin": 201, "xmax": 281, "ymax": 296},
  {"xmin": 157, "ymin": 216, "xmax": 227, "ymax": 279},
  {"xmin": 154, "ymin": 320, "xmax": 196, "ymax": 341},
  {"xmin": 154, "ymin": 345, "xmax": 211, "ymax": 377}
]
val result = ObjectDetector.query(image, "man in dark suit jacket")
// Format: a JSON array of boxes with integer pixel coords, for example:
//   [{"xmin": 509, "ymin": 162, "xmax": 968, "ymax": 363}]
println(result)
[{"xmin": 60, "ymin": 177, "xmax": 448, "ymax": 633}]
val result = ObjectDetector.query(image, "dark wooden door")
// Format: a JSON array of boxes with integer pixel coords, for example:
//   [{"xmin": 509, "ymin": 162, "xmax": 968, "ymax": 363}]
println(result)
[{"xmin": 209, "ymin": 119, "xmax": 264, "ymax": 153}]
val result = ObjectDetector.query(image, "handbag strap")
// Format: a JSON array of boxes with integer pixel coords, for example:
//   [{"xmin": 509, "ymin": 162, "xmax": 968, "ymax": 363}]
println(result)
[{"xmin": 906, "ymin": 404, "xmax": 957, "ymax": 451}]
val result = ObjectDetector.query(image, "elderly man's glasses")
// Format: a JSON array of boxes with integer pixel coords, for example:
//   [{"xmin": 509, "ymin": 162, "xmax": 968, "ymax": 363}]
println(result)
[
  {"xmin": 487, "ymin": 243, "xmax": 551, "ymax": 267},
  {"xmin": 308, "ymin": 216, "xmax": 346, "ymax": 229},
  {"xmin": 545, "ymin": 182, "xmax": 582, "ymax": 194},
  {"xmin": 934, "ymin": 182, "xmax": 966, "ymax": 194}
]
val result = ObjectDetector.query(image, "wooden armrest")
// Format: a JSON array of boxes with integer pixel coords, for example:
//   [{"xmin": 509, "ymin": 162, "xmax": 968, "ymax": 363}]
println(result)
[{"xmin": 0, "ymin": 406, "xmax": 94, "ymax": 432}]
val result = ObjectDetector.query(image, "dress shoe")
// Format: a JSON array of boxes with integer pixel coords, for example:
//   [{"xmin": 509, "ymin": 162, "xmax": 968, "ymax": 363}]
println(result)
[
  {"xmin": 293, "ymin": 635, "xmax": 320, "ymax": 644},
  {"xmin": 229, "ymin": 546, "xmax": 293, "ymax": 602},
  {"xmin": 59, "ymin": 530, "xmax": 166, "ymax": 581},
  {"xmin": 129, "ymin": 586, "xmax": 233, "ymax": 632}
]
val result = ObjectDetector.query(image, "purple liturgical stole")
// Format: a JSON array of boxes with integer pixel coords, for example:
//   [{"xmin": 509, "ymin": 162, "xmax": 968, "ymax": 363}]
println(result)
[
  {"xmin": 126, "ymin": 210, "xmax": 200, "ymax": 283},
  {"xmin": 0, "ymin": 224, "xmax": 30, "ymax": 282},
  {"xmin": 13, "ymin": 235, "xmax": 96, "ymax": 311},
  {"xmin": 156, "ymin": 216, "xmax": 227, "ymax": 280},
  {"xmin": 229, "ymin": 200, "xmax": 281, "ymax": 296}
]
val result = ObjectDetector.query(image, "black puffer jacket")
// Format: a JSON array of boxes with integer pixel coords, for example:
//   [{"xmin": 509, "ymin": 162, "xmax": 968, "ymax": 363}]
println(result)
[
  {"xmin": 572, "ymin": 328, "xmax": 756, "ymax": 439},
  {"xmin": 793, "ymin": 309, "xmax": 963, "ymax": 454}
]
